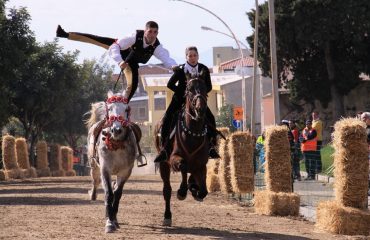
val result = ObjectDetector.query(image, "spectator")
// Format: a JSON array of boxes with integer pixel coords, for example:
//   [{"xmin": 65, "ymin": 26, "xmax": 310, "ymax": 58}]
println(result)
[
  {"xmin": 300, "ymin": 120, "xmax": 318, "ymax": 180},
  {"xmin": 312, "ymin": 111, "xmax": 323, "ymax": 173},
  {"xmin": 289, "ymin": 120, "xmax": 301, "ymax": 181},
  {"xmin": 255, "ymin": 131, "xmax": 266, "ymax": 173}
]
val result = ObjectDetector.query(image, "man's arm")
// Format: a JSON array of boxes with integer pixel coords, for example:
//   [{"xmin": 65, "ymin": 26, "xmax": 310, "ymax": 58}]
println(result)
[
  {"xmin": 108, "ymin": 35, "xmax": 136, "ymax": 65},
  {"xmin": 153, "ymin": 44, "xmax": 177, "ymax": 69}
]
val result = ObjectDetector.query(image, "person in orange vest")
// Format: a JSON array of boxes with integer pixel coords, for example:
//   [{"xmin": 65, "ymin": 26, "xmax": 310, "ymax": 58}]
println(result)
[{"xmin": 300, "ymin": 119, "xmax": 318, "ymax": 180}]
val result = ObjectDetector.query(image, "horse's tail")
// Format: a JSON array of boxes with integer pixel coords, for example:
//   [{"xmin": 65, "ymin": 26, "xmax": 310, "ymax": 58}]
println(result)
[{"xmin": 85, "ymin": 101, "xmax": 105, "ymax": 130}]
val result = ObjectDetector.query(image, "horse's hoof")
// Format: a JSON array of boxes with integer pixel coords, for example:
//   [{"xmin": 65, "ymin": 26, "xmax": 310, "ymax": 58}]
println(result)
[
  {"xmin": 177, "ymin": 189, "xmax": 187, "ymax": 200},
  {"xmin": 113, "ymin": 220, "xmax": 120, "ymax": 229},
  {"xmin": 194, "ymin": 197, "xmax": 203, "ymax": 202},
  {"xmin": 105, "ymin": 220, "xmax": 117, "ymax": 233},
  {"xmin": 162, "ymin": 218, "xmax": 172, "ymax": 226},
  {"xmin": 88, "ymin": 190, "xmax": 96, "ymax": 201}
]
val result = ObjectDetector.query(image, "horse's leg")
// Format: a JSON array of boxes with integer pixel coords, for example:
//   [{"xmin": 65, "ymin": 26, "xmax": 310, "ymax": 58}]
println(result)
[
  {"xmin": 159, "ymin": 162, "xmax": 172, "ymax": 226},
  {"xmin": 111, "ymin": 174, "xmax": 130, "ymax": 229},
  {"xmin": 188, "ymin": 174, "xmax": 200, "ymax": 200},
  {"xmin": 101, "ymin": 170, "xmax": 116, "ymax": 233},
  {"xmin": 193, "ymin": 166, "xmax": 208, "ymax": 201},
  {"xmin": 177, "ymin": 163, "xmax": 188, "ymax": 200},
  {"xmin": 89, "ymin": 161, "xmax": 100, "ymax": 201}
]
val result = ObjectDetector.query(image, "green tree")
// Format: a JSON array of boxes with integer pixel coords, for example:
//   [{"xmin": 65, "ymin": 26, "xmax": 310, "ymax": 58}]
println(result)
[
  {"xmin": 215, "ymin": 104, "xmax": 236, "ymax": 132},
  {"xmin": 0, "ymin": 2, "xmax": 36, "ymax": 127},
  {"xmin": 247, "ymin": 1, "xmax": 370, "ymax": 120}
]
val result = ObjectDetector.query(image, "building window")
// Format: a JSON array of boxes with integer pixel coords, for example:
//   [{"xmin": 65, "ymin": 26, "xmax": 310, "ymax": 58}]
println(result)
[
  {"xmin": 154, "ymin": 98, "xmax": 166, "ymax": 110},
  {"xmin": 138, "ymin": 107, "xmax": 146, "ymax": 119}
]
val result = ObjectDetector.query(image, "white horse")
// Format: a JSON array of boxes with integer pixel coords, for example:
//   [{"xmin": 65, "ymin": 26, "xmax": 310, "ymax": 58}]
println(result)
[{"xmin": 86, "ymin": 90, "xmax": 137, "ymax": 233}]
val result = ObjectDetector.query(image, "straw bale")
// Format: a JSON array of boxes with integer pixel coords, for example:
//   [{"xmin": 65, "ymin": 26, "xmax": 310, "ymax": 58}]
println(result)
[
  {"xmin": 49, "ymin": 144, "xmax": 65, "ymax": 176},
  {"xmin": 36, "ymin": 141, "xmax": 48, "ymax": 169},
  {"xmin": 36, "ymin": 168, "xmax": 51, "ymax": 177},
  {"xmin": 4, "ymin": 168, "xmax": 24, "ymax": 179},
  {"xmin": 206, "ymin": 174, "xmax": 220, "ymax": 192},
  {"xmin": 218, "ymin": 138, "xmax": 233, "ymax": 194},
  {"xmin": 228, "ymin": 132, "xmax": 254, "ymax": 194},
  {"xmin": 254, "ymin": 190, "xmax": 300, "ymax": 216},
  {"xmin": 15, "ymin": 138, "xmax": 30, "ymax": 169},
  {"xmin": 61, "ymin": 146, "xmax": 73, "ymax": 171},
  {"xmin": 207, "ymin": 159, "xmax": 219, "ymax": 175},
  {"xmin": 0, "ymin": 170, "xmax": 5, "ymax": 181},
  {"xmin": 20, "ymin": 168, "xmax": 37, "ymax": 178},
  {"xmin": 65, "ymin": 170, "xmax": 76, "ymax": 176},
  {"xmin": 51, "ymin": 169, "xmax": 65, "ymax": 177},
  {"xmin": 316, "ymin": 200, "xmax": 370, "ymax": 236},
  {"xmin": 2, "ymin": 135, "xmax": 19, "ymax": 170},
  {"xmin": 332, "ymin": 118, "xmax": 369, "ymax": 209},
  {"xmin": 264, "ymin": 126, "xmax": 292, "ymax": 193}
]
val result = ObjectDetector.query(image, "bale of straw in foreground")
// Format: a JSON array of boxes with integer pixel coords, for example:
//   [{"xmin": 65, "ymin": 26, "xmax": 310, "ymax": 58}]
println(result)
[
  {"xmin": 15, "ymin": 138, "xmax": 37, "ymax": 178},
  {"xmin": 36, "ymin": 141, "xmax": 50, "ymax": 177},
  {"xmin": 49, "ymin": 144, "xmax": 65, "ymax": 177},
  {"xmin": 206, "ymin": 173, "xmax": 220, "ymax": 192},
  {"xmin": 2, "ymin": 135, "xmax": 23, "ymax": 179},
  {"xmin": 61, "ymin": 146, "xmax": 76, "ymax": 176},
  {"xmin": 218, "ymin": 138, "xmax": 233, "ymax": 194},
  {"xmin": 332, "ymin": 118, "xmax": 369, "ymax": 209},
  {"xmin": 316, "ymin": 200, "xmax": 370, "ymax": 236},
  {"xmin": 254, "ymin": 190, "xmax": 300, "ymax": 216},
  {"xmin": 0, "ymin": 170, "xmax": 5, "ymax": 181},
  {"xmin": 228, "ymin": 132, "xmax": 254, "ymax": 194},
  {"xmin": 264, "ymin": 125, "xmax": 292, "ymax": 193}
]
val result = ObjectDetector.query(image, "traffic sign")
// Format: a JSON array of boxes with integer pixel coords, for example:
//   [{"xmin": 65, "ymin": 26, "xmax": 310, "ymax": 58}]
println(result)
[
  {"xmin": 233, "ymin": 106, "xmax": 243, "ymax": 121},
  {"xmin": 232, "ymin": 120, "xmax": 242, "ymax": 129}
]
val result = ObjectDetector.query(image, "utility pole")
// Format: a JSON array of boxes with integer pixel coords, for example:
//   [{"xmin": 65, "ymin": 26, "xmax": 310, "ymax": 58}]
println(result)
[
  {"xmin": 268, "ymin": 0, "xmax": 280, "ymax": 124},
  {"xmin": 251, "ymin": 0, "xmax": 259, "ymax": 135}
]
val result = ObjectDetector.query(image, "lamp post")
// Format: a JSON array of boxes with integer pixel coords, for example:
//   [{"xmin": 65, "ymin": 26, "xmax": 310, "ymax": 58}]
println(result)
[
  {"xmin": 172, "ymin": 0, "xmax": 248, "ymax": 132},
  {"xmin": 200, "ymin": 26, "xmax": 249, "ymax": 50}
]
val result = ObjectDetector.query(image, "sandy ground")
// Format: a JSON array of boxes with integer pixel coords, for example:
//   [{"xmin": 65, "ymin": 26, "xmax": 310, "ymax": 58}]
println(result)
[{"xmin": 0, "ymin": 172, "xmax": 368, "ymax": 240}]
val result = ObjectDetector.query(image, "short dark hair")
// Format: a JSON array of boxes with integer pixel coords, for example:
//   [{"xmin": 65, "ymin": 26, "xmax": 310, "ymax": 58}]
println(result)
[
  {"xmin": 145, "ymin": 21, "xmax": 159, "ymax": 29},
  {"xmin": 185, "ymin": 46, "xmax": 198, "ymax": 55}
]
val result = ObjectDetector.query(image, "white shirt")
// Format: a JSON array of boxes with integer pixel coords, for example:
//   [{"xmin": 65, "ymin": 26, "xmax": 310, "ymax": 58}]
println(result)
[
  {"xmin": 109, "ymin": 33, "xmax": 176, "ymax": 69},
  {"xmin": 184, "ymin": 62, "xmax": 199, "ymax": 77}
]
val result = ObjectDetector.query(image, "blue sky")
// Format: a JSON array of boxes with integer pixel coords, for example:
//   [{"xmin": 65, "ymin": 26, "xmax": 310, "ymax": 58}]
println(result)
[{"xmin": 6, "ymin": 0, "xmax": 260, "ymax": 70}]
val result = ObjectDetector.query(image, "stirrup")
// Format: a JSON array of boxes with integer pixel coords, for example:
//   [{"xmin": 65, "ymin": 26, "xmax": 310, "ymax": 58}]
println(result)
[{"xmin": 137, "ymin": 154, "xmax": 147, "ymax": 167}]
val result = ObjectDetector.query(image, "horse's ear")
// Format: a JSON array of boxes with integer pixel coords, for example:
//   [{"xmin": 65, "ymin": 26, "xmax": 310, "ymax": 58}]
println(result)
[
  {"xmin": 107, "ymin": 90, "xmax": 113, "ymax": 98},
  {"xmin": 199, "ymin": 69, "xmax": 204, "ymax": 77},
  {"xmin": 185, "ymin": 71, "xmax": 192, "ymax": 80}
]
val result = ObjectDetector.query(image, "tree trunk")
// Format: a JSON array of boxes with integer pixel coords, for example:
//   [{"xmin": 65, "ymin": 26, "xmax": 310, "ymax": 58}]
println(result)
[{"xmin": 324, "ymin": 41, "xmax": 344, "ymax": 122}]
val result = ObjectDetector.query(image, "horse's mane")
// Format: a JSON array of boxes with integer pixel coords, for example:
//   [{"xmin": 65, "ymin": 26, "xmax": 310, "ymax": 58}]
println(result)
[
  {"xmin": 85, "ymin": 91, "xmax": 124, "ymax": 129},
  {"xmin": 85, "ymin": 101, "xmax": 106, "ymax": 130}
]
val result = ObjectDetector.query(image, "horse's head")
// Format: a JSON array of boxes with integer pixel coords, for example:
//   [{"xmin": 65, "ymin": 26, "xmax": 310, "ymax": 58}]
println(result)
[
  {"xmin": 185, "ymin": 73, "xmax": 208, "ymax": 122},
  {"xmin": 105, "ymin": 91, "xmax": 131, "ymax": 140}
]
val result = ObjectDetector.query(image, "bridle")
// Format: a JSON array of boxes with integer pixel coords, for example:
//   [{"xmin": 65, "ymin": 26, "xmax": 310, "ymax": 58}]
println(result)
[
  {"xmin": 104, "ymin": 96, "xmax": 131, "ymax": 127},
  {"xmin": 184, "ymin": 79, "xmax": 207, "ymax": 121}
]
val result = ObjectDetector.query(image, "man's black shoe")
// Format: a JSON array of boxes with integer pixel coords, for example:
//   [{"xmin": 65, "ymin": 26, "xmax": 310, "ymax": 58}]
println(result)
[
  {"xmin": 154, "ymin": 149, "xmax": 167, "ymax": 163},
  {"xmin": 209, "ymin": 148, "xmax": 220, "ymax": 159},
  {"xmin": 56, "ymin": 25, "xmax": 69, "ymax": 38}
]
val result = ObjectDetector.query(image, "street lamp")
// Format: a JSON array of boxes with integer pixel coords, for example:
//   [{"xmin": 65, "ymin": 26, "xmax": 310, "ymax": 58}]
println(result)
[
  {"xmin": 172, "ymin": 0, "xmax": 248, "ymax": 132},
  {"xmin": 200, "ymin": 26, "xmax": 249, "ymax": 50}
]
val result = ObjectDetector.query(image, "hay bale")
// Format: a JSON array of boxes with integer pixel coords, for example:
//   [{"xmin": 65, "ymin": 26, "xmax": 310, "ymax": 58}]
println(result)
[
  {"xmin": 2, "ymin": 135, "xmax": 19, "ymax": 170},
  {"xmin": 15, "ymin": 138, "xmax": 37, "ymax": 178},
  {"xmin": 332, "ymin": 118, "xmax": 368, "ymax": 209},
  {"xmin": 206, "ymin": 174, "xmax": 220, "ymax": 192},
  {"xmin": 2, "ymin": 135, "xmax": 23, "ymax": 179},
  {"xmin": 15, "ymin": 138, "xmax": 30, "ymax": 169},
  {"xmin": 218, "ymin": 138, "xmax": 233, "ymax": 194},
  {"xmin": 36, "ymin": 141, "xmax": 50, "ymax": 177},
  {"xmin": 228, "ymin": 132, "xmax": 254, "ymax": 194},
  {"xmin": 61, "ymin": 146, "xmax": 76, "ymax": 176},
  {"xmin": 316, "ymin": 200, "xmax": 370, "ymax": 236},
  {"xmin": 0, "ymin": 170, "xmax": 5, "ymax": 181},
  {"xmin": 264, "ymin": 125, "xmax": 292, "ymax": 193},
  {"xmin": 49, "ymin": 144, "xmax": 65, "ymax": 177},
  {"xmin": 254, "ymin": 190, "xmax": 300, "ymax": 216}
]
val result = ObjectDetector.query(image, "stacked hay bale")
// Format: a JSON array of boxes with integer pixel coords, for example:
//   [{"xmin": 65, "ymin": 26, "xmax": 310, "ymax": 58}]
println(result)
[
  {"xmin": 61, "ymin": 146, "xmax": 76, "ymax": 176},
  {"xmin": 15, "ymin": 138, "xmax": 37, "ymax": 178},
  {"xmin": 206, "ymin": 127, "xmax": 231, "ymax": 193},
  {"xmin": 1, "ymin": 135, "xmax": 23, "ymax": 179},
  {"xmin": 316, "ymin": 118, "xmax": 370, "ymax": 236},
  {"xmin": 254, "ymin": 125, "xmax": 300, "ymax": 216},
  {"xmin": 218, "ymin": 138, "xmax": 233, "ymax": 194},
  {"xmin": 49, "ymin": 144, "xmax": 65, "ymax": 177},
  {"xmin": 36, "ymin": 141, "xmax": 51, "ymax": 177},
  {"xmin": 0, "ymin": 170, "xmax": 5, "ymax": 181},
  {"xmin": 228, "ymin": 131, "xmax": 254, "ymax": 194}
]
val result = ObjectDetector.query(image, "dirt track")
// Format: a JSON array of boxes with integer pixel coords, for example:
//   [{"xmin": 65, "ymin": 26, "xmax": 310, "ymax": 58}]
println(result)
[{"xmin": 0, "ymin": 173, "xmax": 366, "ymax": 240}]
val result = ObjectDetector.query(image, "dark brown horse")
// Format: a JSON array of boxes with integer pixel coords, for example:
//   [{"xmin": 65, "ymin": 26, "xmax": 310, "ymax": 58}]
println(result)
[{"xmin": 154, "ymin": 75, "xmax": 210, "ymax": 226}]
